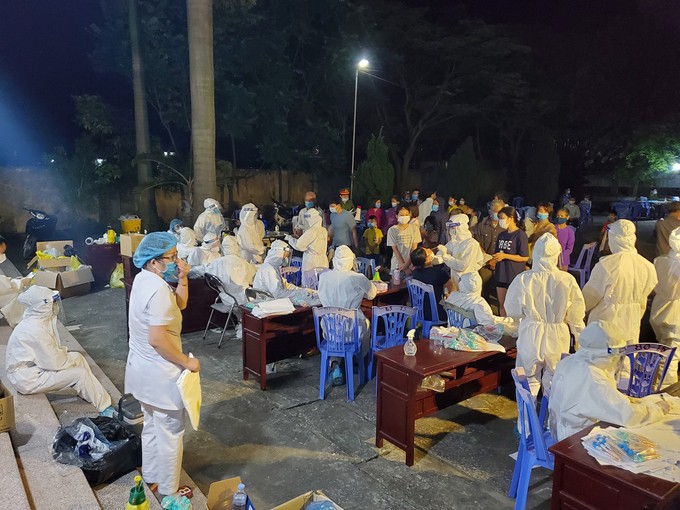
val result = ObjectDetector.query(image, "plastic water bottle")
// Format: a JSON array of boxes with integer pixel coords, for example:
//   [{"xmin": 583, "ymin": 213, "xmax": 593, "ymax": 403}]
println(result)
[
  {"xmin": 232, "ymin": 483, "xmax": 247, "ymax": 510},
  {"xmin": 404, "ymin": 328, "xmax": 417, "ymax": 356}
]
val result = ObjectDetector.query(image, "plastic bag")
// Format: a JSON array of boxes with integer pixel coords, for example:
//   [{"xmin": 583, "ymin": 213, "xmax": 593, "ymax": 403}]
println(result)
[
  {"xmin": 69, "ymin": 255, "xmax": 82, "ymax": 271},
  {"xmin": 161, "ymin": 495, "xmax": 193, "ymax": 510},
  {"xmin": 110, "ymin": 263, "xmax": 124, "ymax": 288},
  {"xmin": 473, "ymin": 324, "xmax": 504, "ymax": 343}
]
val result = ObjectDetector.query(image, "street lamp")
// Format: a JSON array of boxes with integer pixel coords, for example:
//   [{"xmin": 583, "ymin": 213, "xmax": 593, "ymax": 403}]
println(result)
[
  {"xmin": 350, "ymin": 58, "xmax": 370, "ymax": 199},
  {"xmin": 672, "ymin": 162, "xmax": 680, "ymax": 172}
]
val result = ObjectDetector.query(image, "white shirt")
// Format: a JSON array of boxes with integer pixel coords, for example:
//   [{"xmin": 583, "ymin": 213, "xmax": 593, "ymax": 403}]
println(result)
[
  {"xmin": 386, "ymin": 224, "xmax": 422, "ymax": 273},
  {"xmin": 125, "ymin": 269, "xmax": 184, "ymax": 410}
]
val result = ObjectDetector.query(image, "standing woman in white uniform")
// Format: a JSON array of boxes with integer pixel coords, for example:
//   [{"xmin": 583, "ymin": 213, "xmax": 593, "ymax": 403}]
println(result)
[{"xmin": 125, "ymin": 232, "xmax": 200, "ymax": 497}]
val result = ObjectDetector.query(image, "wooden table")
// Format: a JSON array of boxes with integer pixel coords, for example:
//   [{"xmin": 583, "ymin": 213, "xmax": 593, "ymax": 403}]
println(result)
[
  {"xmin": 375, "ymin": 336, "xmax": 517, "ymax": 466},
  {"xmin": 241, "ymin": 306, "xmax": 317, "ymax": 390},
  {"xmin": 549, "ymin": 382, "xmax": 680, "ymax": 510},
  {"xmin": 85, "ymin": 243, "xmax": 121, "ymax": 287}
]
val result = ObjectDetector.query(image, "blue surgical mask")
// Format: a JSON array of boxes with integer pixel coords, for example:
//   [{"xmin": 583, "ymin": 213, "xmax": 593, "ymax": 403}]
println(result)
[
  {"xmin": 391, "ymin": 202, "xmax": 398, "ymax": 208},
  {"xmin": 368, "ymin": 222, "xmax": 376, "ymax": 228},
  {"xmin": 431, "ymin": 205, "xmax": 439, "ymax": 212},
  {"xmin": 305, "ymin": 201, "xmax": 314, "ymax": 208},
  {"xmin": 491, "ymin": 212, "xmax": 499, "ymax": 221},
  {"xmin": 375, "ymin": 202, "xmax": 381, "ymax": 208},
  {"xmin": 556, "ymin": 217, "xmax": 568, "ymax": 224},
  {"xmin": 412, "ymin": 194, "xmax": 419, "ymax": 201},
  {"xmin": 537, "ymin": 212, "xmax": 549, "ymax": 221},
  {"xmin": 163, "ymin": 262, "xmax": 178, "ymax": 281}
]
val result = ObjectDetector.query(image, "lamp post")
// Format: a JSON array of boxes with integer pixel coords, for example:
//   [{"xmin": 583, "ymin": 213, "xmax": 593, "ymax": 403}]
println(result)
[{"xmin": 350, "ymin": 58, "xmax": 369, "ymax": 199}]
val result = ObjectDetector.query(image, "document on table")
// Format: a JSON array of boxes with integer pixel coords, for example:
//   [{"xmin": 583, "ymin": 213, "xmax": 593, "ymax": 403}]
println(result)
[
  {"xmin": 252, "ymin": 298, "xmax": 296, "ymax": 318},
  {"xmin": 177, "ymin": 354, "xmax": 201, "ymax": 431}
]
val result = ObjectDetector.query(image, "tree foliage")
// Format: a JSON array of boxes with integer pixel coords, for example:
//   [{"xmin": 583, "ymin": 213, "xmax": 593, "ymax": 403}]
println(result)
[{"xmin": 354, "ymin": 132, "xmax": 395, "ymax": 205}]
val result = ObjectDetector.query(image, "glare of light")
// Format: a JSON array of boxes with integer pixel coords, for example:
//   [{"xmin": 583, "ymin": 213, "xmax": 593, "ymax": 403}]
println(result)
[
  {"xmin": 672, "ymin": 162, "xmax": 680, "ymax": 172},
  {"xmin": 50, "ymin": 159, "xmax": 55, "ymax": 163},
  {"xmin": 95, "ymin": 158, "xmax": 104, "ymax": 167},
  {"xmin": 358, "ymin": 59, "xmax": 369, "ymax": 69}
]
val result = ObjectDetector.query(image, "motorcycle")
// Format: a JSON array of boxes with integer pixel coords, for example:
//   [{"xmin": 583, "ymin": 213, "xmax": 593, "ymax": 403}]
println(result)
[
  {"xmin": 272, "ymin": 199, "xmax": 295, "ymax": 231},
  {"xmin": 22, "ymin": 208, "xmax": 58, "ymax": 259}
]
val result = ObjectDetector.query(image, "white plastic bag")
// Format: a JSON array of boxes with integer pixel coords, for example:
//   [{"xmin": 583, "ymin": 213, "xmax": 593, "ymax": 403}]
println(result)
[{"xmin": 176, "ymin": 354, "xmax": 201, "ymax": 431}]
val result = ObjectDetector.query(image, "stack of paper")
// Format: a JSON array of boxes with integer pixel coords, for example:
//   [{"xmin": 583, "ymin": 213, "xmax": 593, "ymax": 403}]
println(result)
[{"xmin": 252, "ymin": 298, "xmax": 295, "ymax": 318}]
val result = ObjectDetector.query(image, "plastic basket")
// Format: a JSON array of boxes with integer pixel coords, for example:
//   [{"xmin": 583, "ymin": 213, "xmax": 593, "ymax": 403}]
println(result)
[{"xmin": 120, "ymin": 217, "xmax": 142, "ymax": 234}]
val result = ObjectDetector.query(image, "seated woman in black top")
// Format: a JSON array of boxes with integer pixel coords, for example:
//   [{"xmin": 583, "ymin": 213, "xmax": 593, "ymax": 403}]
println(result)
[{"xmin": 410, "ymin": 247, "xmax": 455, "ymax": 321}]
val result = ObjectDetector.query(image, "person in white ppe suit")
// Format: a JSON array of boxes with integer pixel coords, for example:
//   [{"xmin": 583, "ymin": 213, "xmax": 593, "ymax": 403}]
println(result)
[
  {"xmin": 5, "ymin": 286, "xmax": 113, "ymax": 413},
  {"xmin": 252, "ymin": 240, "xmax": 315, "ymax": 302},
  {"xmin": 193, "ymin": 198, "xmax": 225, "ymax": 242},
  {"xmin": 285, "ymin": 208, "xmax": 328, "ymax": 283},
  {"xmin": 206, "ymin": 235, "xmax": 257, "ymax": 306},
  {"xmin": 650, "ymin": 226, "xmax": 680, "ymax": 386},
  {"xmin": 168, "ymin": 219, "xmax": 183, "ymax": 242},
  {"xmin": 583, "ymin": 219, "xmax": 657, "ymax": 345},
  {"xmin": 185, "ymin": 232, "xmax": 222, "ymax": 278},
  {"xmin": 437, "ymin": 213, "xmax": 485, "ymax": 285},
  {"xmin": 0, "ymin": 274, "xmax": 32, "ymax": 327},
  {"xmin": 446, "ymin": 272, "xmax": 518, "ymax": 337},
  {"xmin": 548, "ymin": 321, "xmax": 679, "ymax": 441},
  {"xmin": 236, "ymin": 203, "xmax": 266, "ymax": 264},
  {"xmin": 125, "ymin": 232, "xmax": 199, "ymax": 498},
  {"xmin": 505, "ymin": 233, "xmax": 586, "ymax": 396}
]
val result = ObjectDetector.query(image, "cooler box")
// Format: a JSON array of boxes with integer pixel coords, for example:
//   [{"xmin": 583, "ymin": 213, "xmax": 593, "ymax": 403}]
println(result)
[{"xmin": 113, "ymin": 393, "xmax": 144, "ymax": 436}]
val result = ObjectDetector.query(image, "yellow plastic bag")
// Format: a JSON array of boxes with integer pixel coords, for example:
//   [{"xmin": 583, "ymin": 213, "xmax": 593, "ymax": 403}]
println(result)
[
  {"xmin": 69, "ymin": 255, "xmax": 81, "ymax": 271},
  {"xmin": 110, "ymin": 263, "xmax": 124, "ymax": 288}
]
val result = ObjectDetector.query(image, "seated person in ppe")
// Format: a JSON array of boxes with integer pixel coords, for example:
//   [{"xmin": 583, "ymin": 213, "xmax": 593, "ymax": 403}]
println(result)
[
  {"xmin": 236, "ymin": 203, "xmax": 266, "ymax": 264},
  {"xmin": 410, "ymin": 247, "xmax": 454, "ymax": 322},
  {"xmin": 318, "ymin": 245, "xmax": 377, "ymax": 386},
  {"xmin": 548, "ymin": 321, "xmax": 680, "ymax": 442},
  {"xmin": 446, "ymin": 272, "xmax": 518, "ymax": 337},
  {"xmin": 650, "ymin": 226, "xmax": 680, "ymax": 386},
  {"xmin": 284, "ymin": 208, "xmax": 329, "ymax": 283},
  {"xmin": 168, "ymin": 219, "xmax": 183, "ymax": 242},
  {"xmin": 193, "ymin": 198, "xmax": 225, "ymax": 242},
  {"xmin": 252, "ymin": 240, "xmax": 317, "ymax": 304},
  {"xmin": 206, "ymin": 235, "xmax": 257, "ymax": 307},
  {"xmin": 505, "ymin": 233, "xmax": 585, "ymax": 396},
  {"xmin": 437, "ymin": 213, "xmax": 485, "ymax": 286},
  {"xmin": 176, "ymin": 227, "xmax": 203, "ymax": 277},
  {"xmin": 0, "ymin": 274, "xmax": 32, "ymax": 327},
  {"xmin": 5, "ymin": 286, "xmax": 114, "ymax": 415}
]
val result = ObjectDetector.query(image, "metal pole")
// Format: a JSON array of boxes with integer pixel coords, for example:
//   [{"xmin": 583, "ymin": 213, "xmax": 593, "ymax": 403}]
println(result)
[{"xmin": 350, "ymin": 68, "xmax": 359, "ymax": 199}]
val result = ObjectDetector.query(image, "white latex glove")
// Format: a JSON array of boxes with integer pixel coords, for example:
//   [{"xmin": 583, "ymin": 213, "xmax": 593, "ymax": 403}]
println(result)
[{"xmin": 436, "ymin": 244, "xmax": 448, "ymax": 255}]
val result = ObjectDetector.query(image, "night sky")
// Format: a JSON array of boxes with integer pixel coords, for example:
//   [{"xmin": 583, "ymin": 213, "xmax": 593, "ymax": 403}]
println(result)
[{"xmin": 1, "ymin": 0, "xmax": 678, "ymax": 167}]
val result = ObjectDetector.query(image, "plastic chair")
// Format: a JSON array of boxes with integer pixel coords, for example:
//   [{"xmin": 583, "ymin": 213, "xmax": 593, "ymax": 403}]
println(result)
[
  {"xmin": 578, "ymin": 203, "xmax": 592, "ymax": 226},
  {"xmin": 512, "ymin": 197, "xmax": 525, "ymax": 209},
  {"xmin": 509, "ymin": 368, "xmax": 555, "ymax": 510},
  {"xmin": 245, "ymin": 287, "xmax": 274, "ymax": 302},
  {"xmin": 443, "ymin": 303, "xmax": 477, "ymax": 328},
  {"xmin": 313, "ymin": 307, "xmax": 366, "ymax": 401},
  {"xmin": 568, "ymin": 242, "xmax": 597, "ymax": 288},
  {"xmin": 355, "ymin": 257, "xmax": 376, "ymax": 278},
  {"xmin": 203, "ymin": 273, "xmax": 240, "ymax": 348},
  {"xmin": 303, "ymin": 267, "xmax": 330, "ymax": 290},
  {"xmin": 280, "ymin": 266, "xmax": 302, "ymax": 286},
  {"xmin": 406, "ymin": 280, "xmax": 446, "ymax": 337},
  {"xmin": 620, "ymin": 343, "xmax": 677, "ymax": 398},
  {"xmin": 290, "ymin": 256, "xmax": 303, "ymax": 269},
  {"xmin": 367, "ymin": 305, "xmax": 417, "ymax": 379}
]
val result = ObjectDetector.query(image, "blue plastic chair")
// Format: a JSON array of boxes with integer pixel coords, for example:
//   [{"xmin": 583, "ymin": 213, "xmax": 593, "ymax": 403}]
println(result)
[
  {"xmin": 512, "ymin": 197, "xmax": 525, "ymax": 209},
  {"xmin": 620, "ymin": 344, "xmax": 677, "ymax": 398},
  {"xmin": 303, "ymin": 267, "xmax": 330, "ymax": 290},
  {"xmin": 367, "ymin": 305, "xmax": 417, "ymax": 380},
  {"xmin": 291, "ymin": 256, "xmax": 303, "ymax": 269},
  {"xmin": 313, "ymin": 307, "xmax": 366, "ymax": 401},
  {"xmin": 355, "ymin": 257, "xmax": 376, "ymax": 278},
  {"xmin": 443, "ymin": 303, "xmax": 477, "ymax": 328},
  {"xmin": 280, "ymin": 266, "xmax": 302, "ymax": 286},
  {"xmin": 509, "ymin": 368, "xmax": 555, "ymax": 510},
  {"xmin": 407, "ymin": 280, "xmax": 446, "ymax": 337}
]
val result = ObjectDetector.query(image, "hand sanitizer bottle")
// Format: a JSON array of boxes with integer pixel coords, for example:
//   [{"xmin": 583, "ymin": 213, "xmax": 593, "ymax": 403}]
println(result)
[{"xmin": 404, "ymin": 328, "xmax": 417, "ymax": 356}]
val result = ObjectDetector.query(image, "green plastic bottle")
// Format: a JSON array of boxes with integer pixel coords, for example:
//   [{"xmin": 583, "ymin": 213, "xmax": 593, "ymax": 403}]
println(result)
[
  {"xmin": 372, "ymin": 270, "xmax": 381, "ymax": 281},
  {"xmin": 125, "ymin": 475, "xmax": 149, "ymax": 510}
]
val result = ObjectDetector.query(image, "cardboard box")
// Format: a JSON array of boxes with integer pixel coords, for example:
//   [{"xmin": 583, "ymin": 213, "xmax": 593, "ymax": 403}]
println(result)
[
  {"xmin": 27, "ymin": 240, "xmax": 75, "ymax": 270},
  {"xmin": 33, "ymin": 266, "xmax": 94, "ymax": 298},
  {"xmin": 120, "ymin": 233, "xmax": 146, "ymax": 257},
  {"xmin": 0, "ymin": 382, "xmax": 16, "ymax": 433},
  {"xmin": 272, "ymin": 491, "xmax": 344, "ymax": 510},
  {"xmin": 207, "ymin": 477, "xmax": 255, "ymax": 510}
]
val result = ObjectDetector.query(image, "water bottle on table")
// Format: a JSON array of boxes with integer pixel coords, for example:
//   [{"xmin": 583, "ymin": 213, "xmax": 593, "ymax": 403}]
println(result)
[{"xmin": 232, "ymin": 483, "xmax": 248, "ymax": 510}]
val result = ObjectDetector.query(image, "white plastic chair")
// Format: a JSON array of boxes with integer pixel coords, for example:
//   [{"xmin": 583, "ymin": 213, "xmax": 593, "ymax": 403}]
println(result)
[{"xmin": 568, "ymin": 242, "xmax": 597, "ymax": 288}]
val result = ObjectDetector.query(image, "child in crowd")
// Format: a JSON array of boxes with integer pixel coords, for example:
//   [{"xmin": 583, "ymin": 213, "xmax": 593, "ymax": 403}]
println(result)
[
  {"xmin": 363, "ymin": 214, "xmax": 383, "ymax": 264},
  {"xmin": 555, "ymin": 208, "xmax": 575, "ymax": 270}
]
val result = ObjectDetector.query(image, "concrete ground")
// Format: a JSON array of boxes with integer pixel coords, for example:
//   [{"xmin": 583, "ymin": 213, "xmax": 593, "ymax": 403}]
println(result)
[{"xmin": 2, "ymin": 216, "xmax": 659, "ymax": 509}]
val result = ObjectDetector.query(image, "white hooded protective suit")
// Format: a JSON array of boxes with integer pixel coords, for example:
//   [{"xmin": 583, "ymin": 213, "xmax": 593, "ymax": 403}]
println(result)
[
  {"xmin": 206, "ymin": 236, "xmax": 257, "ymax": 305},
  {"xmin": 445, "ymin": 272, "xmax": 518, "ymax": 336},
  {"xmin": 583, "ymin": 220, "xmax": 657, "ymax": 345},
  {"xmin": 193, "ymin": 198, "xmax": 226, "ymax": 242},
  {"xmin": 176, "ymin": 227, "xmax": 204, "ymax": 279},
  {"xmin": 438, "ymin": 214, "xmax": 485, "ymax": 283},
  {"xmin": 199, "ymin": 232, "xmax": 221, "ymax": 265},
  {"xmin": 253, "ymin": 240, "xmax": 310, "ymax": 300},
  {"xmin": 318, "ymin": 246, "xmax": 377, "ymax": 350},
  {"xmin": 236, "ymin": 203, "xmax": 265, "ymax": 264},
  {"xmin": 417, "ymin": 197, "xmax": 434, "ymax": 225},
  {"xmin": 285, "ymin": 208, "xmax": 328, "ymax": 275},
  {"xmin": 0, "ymin": 275, "xmax": 31, "ymax": 327},
  {"xmin": 650, "ymin": 227, "xmax": 680, "ymax": 385},
  {"xmin": 506, "ymin": 234, "xmax": 586, "ymax": 396},
  {"xmin": 5, "ymin": 286, "xmax": 111, "ymax": 411},
  {"xmin": 548, "ymin": 321, "xmax": 678, "ymax": 441}
]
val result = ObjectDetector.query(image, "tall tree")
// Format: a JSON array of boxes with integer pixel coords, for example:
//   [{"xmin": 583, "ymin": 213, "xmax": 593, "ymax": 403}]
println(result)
[{"xmin": 187, "ymin": 0, "xmax": 217, "ymax": 215}]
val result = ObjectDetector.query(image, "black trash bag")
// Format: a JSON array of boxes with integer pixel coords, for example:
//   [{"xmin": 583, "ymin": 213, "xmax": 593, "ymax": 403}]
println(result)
[{"xmin": 52, "ymin": 416, "xmax": 142, "ymax": 486}]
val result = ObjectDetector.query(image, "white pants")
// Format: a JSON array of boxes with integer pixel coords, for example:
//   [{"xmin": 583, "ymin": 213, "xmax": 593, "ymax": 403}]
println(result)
[
  {"xmin": 140, "ymin": 402, "xmax": 185, "ymax": 496},
  {"xmin": 9, "ymin": 352, "xmax": 112, "ymax": 411}
]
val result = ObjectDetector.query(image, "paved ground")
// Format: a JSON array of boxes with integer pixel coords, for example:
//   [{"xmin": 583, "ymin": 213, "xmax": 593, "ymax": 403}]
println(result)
[{"xmin": 2, "ymin": 216, "xmax": 659, "ymax": 509}]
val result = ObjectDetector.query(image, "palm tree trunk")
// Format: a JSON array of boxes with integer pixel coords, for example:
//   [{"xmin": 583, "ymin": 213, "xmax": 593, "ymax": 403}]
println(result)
[
  {"xmin": 128, "ymin": 0, "xmax": 159, "ymax": 229},
  {"xmin": 187, "ymin": 0, "xmax": 217, "ymax": 220}
]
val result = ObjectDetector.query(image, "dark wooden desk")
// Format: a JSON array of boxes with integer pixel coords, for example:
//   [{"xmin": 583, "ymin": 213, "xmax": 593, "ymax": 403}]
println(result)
[
  {"xmin": 549, "ymin": 382, "xmax": 680, "ymax": 510},
  {"xmin": 241, "ymin": 306, "xmax": 317, "ymax": 390},
  {"xmin": 86, "ymin": 243, "xmax": 121, "ymax": 287},
  {"xmin": 375, "ymin": 336, "xmax": 517, "ymax": 466}
]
